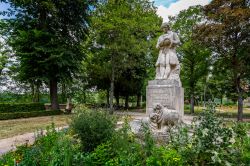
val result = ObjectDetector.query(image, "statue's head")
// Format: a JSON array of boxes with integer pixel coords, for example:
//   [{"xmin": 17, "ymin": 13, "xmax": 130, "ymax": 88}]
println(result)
[
  {"xmin": 161, "ymin": 22, "xmax": 170, "ymax": 33},
  {"xmin": 154, "ymin": 103, "xmax": 163, "ymax": 113}
]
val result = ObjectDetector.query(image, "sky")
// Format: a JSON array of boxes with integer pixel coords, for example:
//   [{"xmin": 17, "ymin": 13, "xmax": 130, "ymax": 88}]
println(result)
[
  {"xmin": 153, "ymin": 0, "xmax": 211, "ymax": 21},
  {"xmin": 0, "ymin": 0, "xmax": 211, "ymax": 20}
]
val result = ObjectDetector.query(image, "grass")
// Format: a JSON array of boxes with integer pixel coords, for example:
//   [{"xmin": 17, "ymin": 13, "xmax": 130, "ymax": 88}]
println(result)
[
  {"xmin": 0, "ymin": 114, "xmax": 72, "ymax": 139},
  {"xmin": 184, "ymin": 105, "xmax": 250, "ymax": 119}
]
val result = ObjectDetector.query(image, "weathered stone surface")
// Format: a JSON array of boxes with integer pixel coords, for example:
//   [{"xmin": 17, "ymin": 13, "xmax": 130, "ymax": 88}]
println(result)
[
  {"xmin": 155, "ymin": 22, "xmax": 181, "ymax": 86},
  {"xmin": 146, "ymin": 79, "xmax": 184, "ymax": 119},
  {"xmin": 145, "ymin": 22, "xmax": 184, "ymax": 133},
  {"xmin": 149, "ymin": 103, "xmax": 181, "ymax": 132}
]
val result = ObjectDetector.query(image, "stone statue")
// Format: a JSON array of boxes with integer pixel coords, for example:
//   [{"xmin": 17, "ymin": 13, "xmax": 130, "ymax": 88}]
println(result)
[
  {"xmin": 149, "ymin": 103, "xmax": 180, "ymax": 130},
  {"xmin": 146, "ymin": 22, "xmax": 184, "ymax": 133},
  {"xmin": 156, "ymin": 22, "xmax": 181, "ymax": 86}
]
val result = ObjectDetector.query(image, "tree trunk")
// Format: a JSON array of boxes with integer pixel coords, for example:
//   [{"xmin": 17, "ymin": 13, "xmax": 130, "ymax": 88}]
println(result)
[
  {"xmin": 34, "ymin": 82, "xmax": 40, "ymax": 102},
  {"xmin": 32, "ymin": 81, "xmax": 40, "ymax": 102},
  {"xmin": 61, "ymin": 83, "xmax": 66, "ymax": 103},
  {"xmin": 125, "ymin": 95, "xmax": 129, "ymax": 109},
  {"xmin": 106, "ymin": 89, "xmax": 109, "ymax": 106},
  {"xmin": 237, "ymin": 78, "xmax": 243, "ymax": 121},
  {"xmin": 109, "ymin": 63, "xmax": 114, "ymax": 114},
  {"xmin": 115, "ymin": 93, "xmax": 119, "ymax": 107},
  {"xmin": 83, "ymin": 90, "xmax": 86, "ymax": 103},
  {"xmin": 31, "ymin": 82, "xmax": 35, "ymax": 102},
  {"xmin": 238, "ymin": 94, "xmax": 243, "ymax": 121},
  {"xmin": 220, "ymin": 95, "xmax": 223, "ymax": 105},
  {"xmin": 137, "ymin": 93, "xmax": 141, "ymax": 108},
  {"xmin": 232, "ymin": 53, "xmax": 243, "ymax": 121},
  {"xmin": 190, "ymin": 93, "xmax": 194, "ymax": 114},
  {"xmin": 50, "ymin": 78, "xmax": 59, "ymax": 110}
]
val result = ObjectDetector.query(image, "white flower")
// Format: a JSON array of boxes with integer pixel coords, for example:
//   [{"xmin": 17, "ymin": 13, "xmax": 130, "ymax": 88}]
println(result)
[
  {"xmin": 229, "ymin": 137, "xmax": 235, "ymax": 144},
  {"xmin": 202, "ymin": 128, "xmax": 209, "ymax": 136},
  {"xmin": 216, "ymin": 137, "xmax": 223, "ymax": 143}
]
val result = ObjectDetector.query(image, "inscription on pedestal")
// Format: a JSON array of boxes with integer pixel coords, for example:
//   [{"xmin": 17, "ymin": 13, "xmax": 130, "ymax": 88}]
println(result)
[{"xmin": 146, "ymin": 80, "xmax": 184, "ymax": 119}]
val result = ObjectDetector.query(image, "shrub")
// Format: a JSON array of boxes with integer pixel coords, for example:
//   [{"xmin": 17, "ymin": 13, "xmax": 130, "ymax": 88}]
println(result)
[
  {"xmin": 70, "ymin": 109, "xmax": 116, "ymax": 152},
  {"xmin": 170, "ymin": 103, "xmax": 246, "ymax": 165},
  {"xmin": 0, "ymin": 103, "xmax": 45, "ymax": 113},
  {"xmin": 81, "ymin": 118, "xmax": 146, "ymax": 166},
  {"xmin": 0, "ymin": 110, "xmax": 62, "ymax": 120},
  {"xmin": 0, "ymin": 124, "xmax": 81, "ymax": 166},
  {"xmin": 146, "ymin": 147, "xmax": 183, "ymax": 166}
]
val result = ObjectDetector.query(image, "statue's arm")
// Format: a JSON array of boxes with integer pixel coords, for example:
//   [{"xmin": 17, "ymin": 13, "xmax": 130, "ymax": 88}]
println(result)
[
  {"xmin": 156, "ymin": 37, "xmax": 163, "ymax": 49},
  {"xmin": 156, "ymin": 36, "xmax": 167, "ymax": 49},
  {"xmin": 156, "ymin": 38, "xmax": 161, "ymax": 49}
]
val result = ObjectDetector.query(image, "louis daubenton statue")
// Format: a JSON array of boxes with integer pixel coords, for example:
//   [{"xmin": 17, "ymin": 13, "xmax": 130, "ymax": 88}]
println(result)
[{"xmin": 155, "ymin": 22, "xmax": 181, "ymax": 86}]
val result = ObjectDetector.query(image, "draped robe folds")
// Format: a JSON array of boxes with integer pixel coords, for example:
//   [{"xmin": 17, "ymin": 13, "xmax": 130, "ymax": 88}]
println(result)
[{"xmin": 155, "ymin": 31, "xmax": 181, "ymax": 86}]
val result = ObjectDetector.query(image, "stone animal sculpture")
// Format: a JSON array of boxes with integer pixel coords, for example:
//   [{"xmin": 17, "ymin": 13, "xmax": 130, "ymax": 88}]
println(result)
[{"xmin": 149, "ymin": 103, "xmax": 180, "ymax": 130}]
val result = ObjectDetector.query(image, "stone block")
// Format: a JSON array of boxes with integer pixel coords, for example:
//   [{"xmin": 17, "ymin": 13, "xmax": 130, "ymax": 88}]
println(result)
[{"xmin": 146, "ymin": 79, "xmax": 184, "ymax": 119}]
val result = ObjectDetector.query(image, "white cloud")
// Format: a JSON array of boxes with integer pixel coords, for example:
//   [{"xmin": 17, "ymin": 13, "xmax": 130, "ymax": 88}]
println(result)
[{"xmin": 156, "ymin": 0, "xmax": 211, "ymax": 22}]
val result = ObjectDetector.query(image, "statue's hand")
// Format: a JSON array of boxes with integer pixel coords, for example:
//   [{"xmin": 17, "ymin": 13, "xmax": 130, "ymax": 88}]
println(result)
[{"xmin": 163, "ymin": 39, "xmax": 171, "ymax": 46}]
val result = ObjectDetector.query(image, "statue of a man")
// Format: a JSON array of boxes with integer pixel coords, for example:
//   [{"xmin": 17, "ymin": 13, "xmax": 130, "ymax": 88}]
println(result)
[{"xmin": 156, "ymin": 22, "xmax": 181, "ymax": 86}]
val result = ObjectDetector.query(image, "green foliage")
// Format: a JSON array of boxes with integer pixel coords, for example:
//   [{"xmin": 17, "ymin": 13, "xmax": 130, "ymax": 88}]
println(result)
[
  {"xmin": 70, "ymin": 109, "xmax": 116, "ymax": 152},
  {"xmin": 241, "ymin": 136, "xmax": 250, "ymax": 165},
  {"xmin": 195, "ymin": 0, "xmax": 250, "ymax": 120},
  {"xmin": 0, "ymin": 27, "xmax": 8, "ymax": 76},
  {"xmin": 1, "ymin": 106, "xmax": 249, "ymax": 165},
  {"xmin": 169, "ymin": 5, "xmax": 211, "ymax": 113},
  {"xmin": 0, "ymin": 102, "xmax": 45, "ymax": 113},
  {"xmin": 0, "ymin": 110, "xmax": 62, "ymax": 120},
  {"xmin": 80, "ymin": 117, "xmax": 147, "ymax": 166},
  {"xmin": 170, "ymin": 103, "xmax": 247, "ymax": 165},
  {"xmin": 0, "ymin": 124, "xmax": 81, "ymax": 166},
  {"xmin": 82, "ymin": 141, "xmax": 116, "ymax": 166},
  {"xmin": 86, "ymin": 0, "xmax": 161, "ymax": 109},
  {"xmin": 1, "ymin": 0, "xmax": 97, "ymax": 109},
  {"xmin": 146, "ymin": 147, "xmax": 183, "ymax": 166}
]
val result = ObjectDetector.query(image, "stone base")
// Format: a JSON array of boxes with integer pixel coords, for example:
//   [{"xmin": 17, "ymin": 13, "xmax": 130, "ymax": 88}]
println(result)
[{"xmin": 146, "ymin": 79, "xmax": 184, "ymax": 119}]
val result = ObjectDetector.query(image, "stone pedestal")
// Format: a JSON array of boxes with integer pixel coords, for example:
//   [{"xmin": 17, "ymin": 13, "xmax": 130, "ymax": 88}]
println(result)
[{"xmin": 146, "ymin": 79, "xmax": 184, "ymax": 119}]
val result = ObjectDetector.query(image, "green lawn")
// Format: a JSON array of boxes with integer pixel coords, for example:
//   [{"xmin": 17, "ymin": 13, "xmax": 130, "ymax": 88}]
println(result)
[
  {"xmin": 0, "ymin": 114, "xmax": 72, "ymax": 139},
  {"xmin": 184, "ymin": 105, "xmax": 250, "ymax": 119}
]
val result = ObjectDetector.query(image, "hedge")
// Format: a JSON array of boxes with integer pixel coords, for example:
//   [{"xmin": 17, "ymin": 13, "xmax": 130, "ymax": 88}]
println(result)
[
  {"xmin": 0, "ymin": 103, "xmax": 45, "ymax": 113},
  {"xmin": 0, "ymin": 110, "xmax": 62, "ymax": 120}
]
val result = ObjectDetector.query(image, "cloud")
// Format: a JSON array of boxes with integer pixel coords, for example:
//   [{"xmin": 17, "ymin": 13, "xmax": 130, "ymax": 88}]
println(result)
[
  {"xmin": 153, "ymin": 0, "xmax": 178, "ymax": 8},
  {"xmin": 156, "ymin": 0, "xmax": 211, "ymax": 22}
]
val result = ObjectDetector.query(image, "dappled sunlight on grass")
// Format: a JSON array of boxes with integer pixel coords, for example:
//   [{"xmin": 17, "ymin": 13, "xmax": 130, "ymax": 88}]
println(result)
[{"xmin": 0, "ymin": 115, "xmax": 72, "ymax": 139}]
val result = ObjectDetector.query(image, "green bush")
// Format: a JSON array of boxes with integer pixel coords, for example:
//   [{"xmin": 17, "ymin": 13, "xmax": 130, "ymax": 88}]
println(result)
[
  {"xmin": 146, "ymin": 147, "xmax": 183, "ymax": 166},
  {"xmin": 0, "ymin": 110, "xmax": 62, "ymax": 120},
  {"xmin": 0, "ymin": 103, "xmax": 45, "ymax": 113},
  {"xmin": 0, "ymin": 124, "xmax": 81, "ymax": 166},
  {"xmin": 170, "ymin": 103, "xmax": 246, "ymax": 166},
  {"xmin": 70, "ymin": 109, "xmax": 116, "ymax": 152},
  {"xmin": 81, "ymin": 118, "xmax": 146, "ymax": 166},
  {"xmin": 1, "ymin": 106, "xmax": 249, "ymax": 166}
]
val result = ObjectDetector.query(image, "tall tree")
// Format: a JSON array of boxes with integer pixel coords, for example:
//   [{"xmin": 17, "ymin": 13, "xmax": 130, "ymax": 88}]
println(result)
[
  {"xmin": 87, "ymin": 0, "xmax": 161, "ymax": 113},
  {"xmin": 0, "ymin": 20, "xmax": 9, "ymax": 77},
  {"xmin": 195, "ymin": 0, "xmax": 250, "ymax": 121},
  {"xmin": 169, "ymin": 6, "xmax": 211, "ymax": 114},
  {"xmin": 0, "ymin": 0, "xmax": 96, "ymax": 109}
]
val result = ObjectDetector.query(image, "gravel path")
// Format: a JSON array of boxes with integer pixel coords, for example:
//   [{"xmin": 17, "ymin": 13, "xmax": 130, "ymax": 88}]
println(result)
[{"xmin": 0, "ymin": 126, "xmax": 68, "ymax": 156}]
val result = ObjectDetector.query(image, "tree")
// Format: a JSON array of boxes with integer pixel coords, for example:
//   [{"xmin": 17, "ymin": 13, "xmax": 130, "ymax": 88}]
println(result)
[
  {"xmin": 195, "ymin": 0, "xmax": 250, "ymax": 121},
  {"xmin": 87, "ymin": 0, "xmax": 161, "ymax": 113},
  {"xmin": 0, "ymin": 42, "xmax": 8, "ymax": 76},
  {"xmin": 1, "ymin": 0, "xmax": 96, "ymax": 109},
  {"xmin": 169, "ymin": 6, "xmax": 211, "ymax": 114},
  {"xmin": 0, "ymin": 20, "xmax": 9, "ymax": 77}
]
